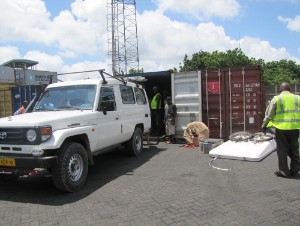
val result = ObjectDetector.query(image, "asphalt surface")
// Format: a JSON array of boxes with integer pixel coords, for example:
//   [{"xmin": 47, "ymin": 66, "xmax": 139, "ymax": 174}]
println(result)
[{"xmin": 0, "ymin": 142, "xmax": 300, "ymax": 226}]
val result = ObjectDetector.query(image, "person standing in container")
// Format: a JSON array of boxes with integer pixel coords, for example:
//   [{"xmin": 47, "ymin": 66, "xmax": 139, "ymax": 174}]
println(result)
[
  {"xmin": 150, "ymin": 86, "xmax": 162, "ymax": 136},
  {"xmin": 262, "ymin": 82, "xmax": 300, "ymax": 178},
  {"xmin": 14, "ymin": 100, "xmax": 28, "ymax": 115}
]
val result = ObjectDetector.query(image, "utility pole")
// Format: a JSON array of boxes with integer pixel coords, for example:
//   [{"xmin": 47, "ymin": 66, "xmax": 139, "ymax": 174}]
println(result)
[{"xmin": 107, "ymin": 0, "xmax": 140, "ymax": 76}]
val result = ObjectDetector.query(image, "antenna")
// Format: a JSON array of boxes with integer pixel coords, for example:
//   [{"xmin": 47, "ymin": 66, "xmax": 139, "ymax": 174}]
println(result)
[{"xmin": 107, "ymin": 0, "xmax": 140, "ymax": 76}]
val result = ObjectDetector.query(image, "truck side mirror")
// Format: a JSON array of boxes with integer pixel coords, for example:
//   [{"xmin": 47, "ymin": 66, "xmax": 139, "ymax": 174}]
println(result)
[{"xmin": 98, "ymin": 100, "xmax": 107, "ymax": 115}]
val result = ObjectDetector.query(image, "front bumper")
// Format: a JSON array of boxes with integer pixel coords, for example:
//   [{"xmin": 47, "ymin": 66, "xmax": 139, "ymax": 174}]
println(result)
[{"xmin": 0, "ymin": 154, "xmax": 57, "ymax": 170}]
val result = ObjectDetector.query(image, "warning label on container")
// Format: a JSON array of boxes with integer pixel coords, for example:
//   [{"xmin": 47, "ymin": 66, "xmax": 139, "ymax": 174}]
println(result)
[{"xmin": 207, "ymin": 82, "xmax": 220, "ymax": 94}]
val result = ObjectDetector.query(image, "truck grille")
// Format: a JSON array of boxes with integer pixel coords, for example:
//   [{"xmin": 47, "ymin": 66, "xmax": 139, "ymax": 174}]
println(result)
[{"xmin": 0, "ymin": 128, "xmax": 28, "ymax": 145}]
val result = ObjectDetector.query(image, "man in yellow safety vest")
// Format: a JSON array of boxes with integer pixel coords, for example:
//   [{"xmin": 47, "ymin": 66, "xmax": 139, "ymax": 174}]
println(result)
[
  {"xmin": 150, "ymin": 86, "xmax": 162, "ymax": 136},
  {"xmin": 262, "ymin": 82, "xmax": 300, "ymax": 178}
]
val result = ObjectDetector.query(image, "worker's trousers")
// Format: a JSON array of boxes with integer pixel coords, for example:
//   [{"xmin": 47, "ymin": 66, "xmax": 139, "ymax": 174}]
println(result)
[{"xmin": 275, "ymin": 128, "xmax": 300, "ymax": 175}]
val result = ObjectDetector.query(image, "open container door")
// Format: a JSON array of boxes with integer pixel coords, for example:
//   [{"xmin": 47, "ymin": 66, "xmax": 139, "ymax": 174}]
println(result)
[{"xmin": 171, "ymin": 71, "xmax": 202, "ymax": 138}]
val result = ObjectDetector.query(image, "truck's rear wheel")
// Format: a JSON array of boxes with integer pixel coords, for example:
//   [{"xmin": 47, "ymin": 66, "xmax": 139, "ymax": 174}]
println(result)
[
  {"xmin": 52, "ymin": 142, "xmax": 88, "ymax": 192},
  {"xmin": 126, "ymin": 127, "xmax": 143, "ymax": 156}
]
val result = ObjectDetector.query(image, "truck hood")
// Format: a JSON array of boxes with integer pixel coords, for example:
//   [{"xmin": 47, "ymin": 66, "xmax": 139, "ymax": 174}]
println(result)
[{"xmin": 0, "ymin": 111, "xmax": 97, "ymax": 130}]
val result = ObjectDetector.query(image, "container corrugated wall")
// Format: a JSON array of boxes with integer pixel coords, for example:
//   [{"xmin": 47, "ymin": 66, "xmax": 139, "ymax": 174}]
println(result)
[
  {"xmin": 0, "ymin": 84, "xmax": 15, "ymax": 118},
  {"xmin": 172, "ymin": 71, "xmax": 202, "ymax": 137},
  {"xmin": 202, "ymin": 66, "xmax": 264, "ymax": 138}
]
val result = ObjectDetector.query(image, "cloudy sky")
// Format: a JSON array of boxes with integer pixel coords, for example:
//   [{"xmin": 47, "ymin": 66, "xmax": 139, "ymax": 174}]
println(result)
[{"xmin": 0, "ymin": 0, "xmax": 300, "ymax": 81}]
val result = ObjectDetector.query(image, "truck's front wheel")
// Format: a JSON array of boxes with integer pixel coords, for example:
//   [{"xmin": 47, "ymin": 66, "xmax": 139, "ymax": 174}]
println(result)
[{"xmin": 52, "ymin": 142, "xmax": 88, "ymax": 192}]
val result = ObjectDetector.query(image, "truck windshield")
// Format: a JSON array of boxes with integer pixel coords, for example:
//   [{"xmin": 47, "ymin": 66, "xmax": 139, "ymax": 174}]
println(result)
[{"xmin": 33, "ymin": 85, "xmax": 96, "ymax": 111}]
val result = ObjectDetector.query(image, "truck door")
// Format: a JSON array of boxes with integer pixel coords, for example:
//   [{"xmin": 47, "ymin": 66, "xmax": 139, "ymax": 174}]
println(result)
[{"xmin": 96, "ymin": 86, "xmax": 121, "ymax": 149}]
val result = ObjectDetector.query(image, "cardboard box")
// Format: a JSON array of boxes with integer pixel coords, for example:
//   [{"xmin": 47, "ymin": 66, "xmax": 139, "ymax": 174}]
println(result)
[{"xmin": 200, "ymin": 138, "xmax": 224, "ymax": 154}]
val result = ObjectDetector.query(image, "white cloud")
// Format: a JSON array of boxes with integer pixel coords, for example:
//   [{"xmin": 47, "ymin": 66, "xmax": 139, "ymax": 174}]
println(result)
[
  {"xmin": 50, "ymin": 10, "xmax": 103, "ymax": 55},
  {"xmin": 24, "ymin": 51, "xmax": 64, "ymax": 72},
  {"xmin": 0, "ymin": 0, "xmax": 51, "ymax": 42},
  {"xmin": 0, "ymin": 0, "xmax": 106, "ymax": 56},
  {"xmin": 278, "ymin": 15, "xmax": 300, "ymax": 32},
  {"xmin": 23, "ymin": 50, "xmax": 109, "ymax": 81},
  {"xmin": 138, "ymin": 11, "xmax": 237, "ymax": 70},
  {"xmin": 156, "ymin": 0, "xmax": 240, "ymax": 20},
  {"xmin": 137, "ymin": 10, "xmax": 300, "ymax": 71},
  {"xmin": 60, "ymin": 60, "xmax": 109, "ymax": 81},
  {"xmin": 0, "ymin": 46, "xmax": 21, "ymax": 64},
  {"xmin": 240, "ymin": 37, "xmax": 300, "ymax": 63}
]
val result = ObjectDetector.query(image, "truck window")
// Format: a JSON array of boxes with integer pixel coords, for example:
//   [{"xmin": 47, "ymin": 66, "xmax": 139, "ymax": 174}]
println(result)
[
  {"xmin": 34, "ymin": 85, "xmax": 96, "ymax": 111},
  {"xmin": 134, "ymin": 87, "xmax": 147, "ymax": 105},
  {"xmin": 119, "ymin": 85, "xmax": 135, "ymax": 104},
  {"xmin": 99, "ymin": 87, "xmax": 116, "ymax": 111}
]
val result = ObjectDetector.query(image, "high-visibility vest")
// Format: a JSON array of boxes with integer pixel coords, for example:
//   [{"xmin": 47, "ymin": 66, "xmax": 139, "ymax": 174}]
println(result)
[
  {"xmin": 267, "ymin": 92, "xmax": 300, "ymax": 130},
  {"xmin": 151, "ymin": 93, "xmax": 161, "ymax": 109}
]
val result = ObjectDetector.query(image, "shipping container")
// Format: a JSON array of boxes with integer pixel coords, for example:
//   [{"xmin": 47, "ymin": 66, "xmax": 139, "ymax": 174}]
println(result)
[
  {"xmin": 0, "ymin": 66, "xmax": 15, "ymax": 84},
  {"xmin": 0, "ymin": 84, "xmax": 15, "ymax": 117},
  {"xmin": 125, "ymin": 70, "xmax": 172, "ymax": 136},
  {"xmin": 12, "ymin": 85, "xmax": 36, "ymax": 114},
  {"xmin": 126, "ymin": 66, "xmax": 264, "ymax": 139},
  {"xmin": 14, "ymin": 69, "xmax": 57, "ymax": 86},
  {"xmin": 201, "ymin": 66, "xmax": 264, "ymax": 138},
  {"xmin": 171, "ymin": 66, "xmax": 264, "ymax": 139}
]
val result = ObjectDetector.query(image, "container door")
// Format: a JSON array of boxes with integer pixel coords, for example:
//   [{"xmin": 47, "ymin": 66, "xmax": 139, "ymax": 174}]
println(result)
[
  {"xmin": 172, "ymin": 71, "xmax": 202, "ymax": 137},
  {"xmin": 201, "ymin": 69, "xmax": 226, "ymax": 138},
  {"xmin": 224, "ymin": 66, "xmax": 264, "ymax": 137}
]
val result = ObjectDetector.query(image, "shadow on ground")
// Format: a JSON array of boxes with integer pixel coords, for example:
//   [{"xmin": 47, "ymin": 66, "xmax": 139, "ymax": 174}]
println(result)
[{"xmin": 0, "ymin": 146, "xmax": 166, "ymax": 205}]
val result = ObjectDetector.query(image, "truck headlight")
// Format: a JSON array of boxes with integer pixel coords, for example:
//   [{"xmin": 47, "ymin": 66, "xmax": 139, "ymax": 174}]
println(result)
[{"xmin": 26, "ymin": 129, "xmax": 37, "ymax": 142}]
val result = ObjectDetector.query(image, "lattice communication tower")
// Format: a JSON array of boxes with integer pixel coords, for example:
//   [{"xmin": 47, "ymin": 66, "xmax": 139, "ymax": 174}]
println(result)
[{"xmin": 107, "ymin": 0, "xmax": 140, "ymax": 76}]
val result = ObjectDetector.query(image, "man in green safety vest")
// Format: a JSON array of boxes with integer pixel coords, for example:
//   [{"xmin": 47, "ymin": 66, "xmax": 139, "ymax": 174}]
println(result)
[
  {"xmin": 262, "ymin": 82, "xmax": 300, "ymax": 178},
  {"xmin": 151, "ymin": 86, "xmax": 162, "ymax": 136}
]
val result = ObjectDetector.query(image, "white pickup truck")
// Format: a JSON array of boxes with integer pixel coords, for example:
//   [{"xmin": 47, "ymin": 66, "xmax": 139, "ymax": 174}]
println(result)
[{"xmin": 0, "ymin": 73, "xmax": 151, "ymax": 192}]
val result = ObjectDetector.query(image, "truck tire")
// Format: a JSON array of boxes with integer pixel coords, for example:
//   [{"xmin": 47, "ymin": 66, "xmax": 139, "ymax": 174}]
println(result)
[
  {"xmin": 126, "ymin": 127, "xmax": 143, "ymax": 156},
  {"xmin": 52, "ymin": 142, "xmax": 88, "ymax": 192},
  {"xmin": 0, "ymin": 175, "xmax": 19, "ymax": 184}
]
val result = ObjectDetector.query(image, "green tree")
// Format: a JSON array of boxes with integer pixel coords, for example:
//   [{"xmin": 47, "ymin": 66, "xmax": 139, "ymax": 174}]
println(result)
[
  {"xmin": 179, "ymin": 49, "xmax": 300, "ymax": 85},
  {"xmin": 179, "ymin": 48, "xmax": 254, "ymax": 72},
  {"xmin": 128, "ymin": 68, "xmax": 144, "ymax": 74},
  {"xmin": 263, "ymin": 60, "xmax": 300, "ymax": 84}
]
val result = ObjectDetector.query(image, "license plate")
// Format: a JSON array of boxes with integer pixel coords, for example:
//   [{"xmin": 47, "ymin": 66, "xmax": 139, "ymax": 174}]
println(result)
[{"xmin": 0, "ymin": 158, "xmax": 16, "ymax": 166}]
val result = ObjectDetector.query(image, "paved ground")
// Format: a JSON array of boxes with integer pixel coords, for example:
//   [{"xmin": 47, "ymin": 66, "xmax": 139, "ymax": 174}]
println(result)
[{"xmin": 0, "ymin": 142, "xmax": 300, "ymax": 226}]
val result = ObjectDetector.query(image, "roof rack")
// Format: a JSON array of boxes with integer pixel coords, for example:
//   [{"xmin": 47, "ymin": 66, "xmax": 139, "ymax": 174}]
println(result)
[{"xmin": 56, "ymin": 69, "xmax": 148, "ymax": 87}]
